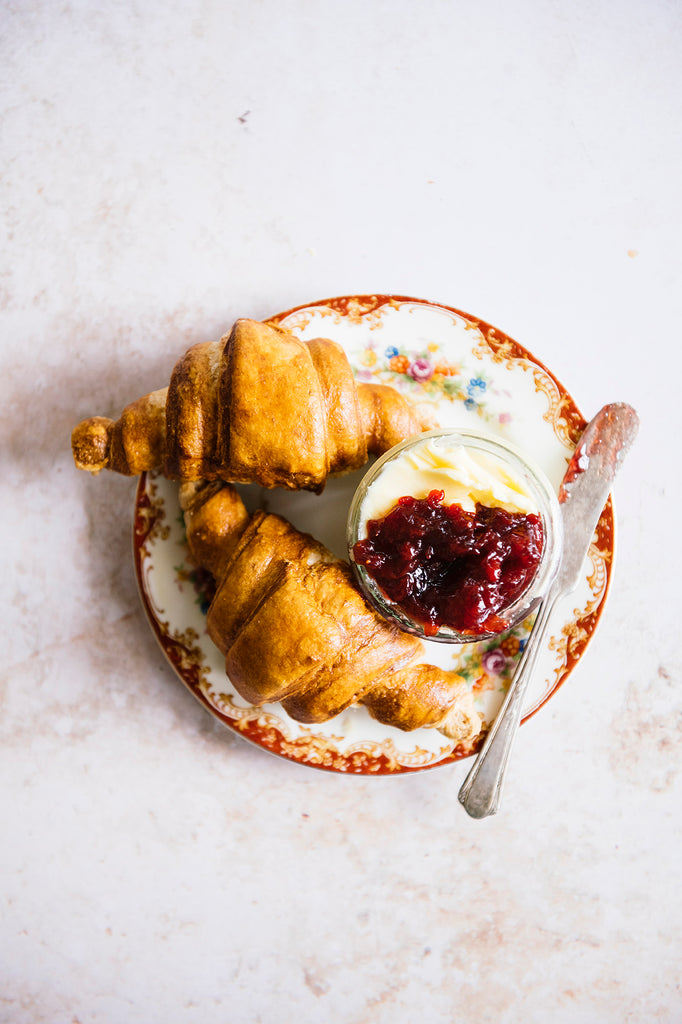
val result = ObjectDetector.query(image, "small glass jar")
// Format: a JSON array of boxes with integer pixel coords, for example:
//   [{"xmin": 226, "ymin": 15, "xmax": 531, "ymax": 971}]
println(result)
[{"xmin": 347, "ymin": 428, "xmax": 563, "ymax": 643}]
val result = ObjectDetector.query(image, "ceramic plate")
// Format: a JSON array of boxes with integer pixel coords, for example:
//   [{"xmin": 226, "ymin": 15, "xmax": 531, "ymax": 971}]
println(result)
[{"xmin": 134, "ymin": 294, "xmax": 614, "ymax": 775}]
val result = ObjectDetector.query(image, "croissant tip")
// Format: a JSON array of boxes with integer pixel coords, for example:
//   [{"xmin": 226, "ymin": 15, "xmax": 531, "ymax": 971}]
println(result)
[
  {"xmin": 71, "ymin": 416, "xmax": 114, "ymax": 473},
  {"xmin": 438, "ymin": 702, "xmax": 483, "ymax": 743}
]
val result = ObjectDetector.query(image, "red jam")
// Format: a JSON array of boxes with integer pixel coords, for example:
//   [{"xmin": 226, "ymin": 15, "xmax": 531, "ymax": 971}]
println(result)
[{"xmin": 353, "ymin": 489, "xmax": 544, "ymax": 636}]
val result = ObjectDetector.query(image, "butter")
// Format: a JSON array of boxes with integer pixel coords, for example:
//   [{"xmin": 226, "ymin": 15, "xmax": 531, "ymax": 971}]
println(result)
[{"xmin": 359, "ymin": 436, "xmax": 538, "ymax": 526}]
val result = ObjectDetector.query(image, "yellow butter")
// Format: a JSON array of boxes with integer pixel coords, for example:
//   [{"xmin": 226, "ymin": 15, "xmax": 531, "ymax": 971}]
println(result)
[{"xmin": 360, "ymin": 436, "xmax": 538, "ymax": 525}]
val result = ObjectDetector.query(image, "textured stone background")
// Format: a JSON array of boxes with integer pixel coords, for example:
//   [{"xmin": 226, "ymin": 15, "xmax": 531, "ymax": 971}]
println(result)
[{"xmin": 1, "ymin": 2, "xmax": 680, "ymax": 1022}]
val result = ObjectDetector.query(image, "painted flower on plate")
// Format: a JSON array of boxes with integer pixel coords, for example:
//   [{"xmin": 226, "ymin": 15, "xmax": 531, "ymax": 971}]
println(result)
[
  {"xmin": 389, "ymin": 354, "xmax": 410, "ymax": 373},
  {"xmin": 481, "ymin": 648, "xmax": 507, "ymax": 676},
  {"xmin": 467, "ymin": 376, "xmax": 487, "ymax": 395},
  {"xmin": 409, "ymin": 357, "xmax": 434, "ymax": 382}
]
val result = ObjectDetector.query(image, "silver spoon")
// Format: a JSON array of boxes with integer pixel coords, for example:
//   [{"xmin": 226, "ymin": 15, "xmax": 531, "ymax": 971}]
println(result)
[{"xmin": 458, "ymin": 403, "xmax": 639, "ymax": 819}]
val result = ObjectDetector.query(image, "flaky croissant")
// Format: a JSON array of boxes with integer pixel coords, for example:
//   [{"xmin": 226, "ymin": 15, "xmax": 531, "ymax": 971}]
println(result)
[
  {"xmin": 71, "ymin": 318, "xmax": 436, "ymax": 492},
  {"xmin": 180, "ymin": 480, "xmax": 482, "ymax": 744}
]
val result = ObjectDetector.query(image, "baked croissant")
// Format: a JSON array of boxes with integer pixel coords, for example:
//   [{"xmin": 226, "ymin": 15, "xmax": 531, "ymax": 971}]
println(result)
[
  {"xmin": 72, "ymin": 318, "xmax": 436, "ymax": 492},
  {"xmin": 180, "ymin": 480, "xmax": 482, "ymax": 743}
]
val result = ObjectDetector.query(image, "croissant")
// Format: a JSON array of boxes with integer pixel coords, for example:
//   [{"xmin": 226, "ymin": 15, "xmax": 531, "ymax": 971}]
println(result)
[
  {"xmin": 72, "ymin": 318, "xmax": 436, "ymax": 492},
  {"xmin": 180, "ymin": 480, "xmax": 482, "ymax": 743}
]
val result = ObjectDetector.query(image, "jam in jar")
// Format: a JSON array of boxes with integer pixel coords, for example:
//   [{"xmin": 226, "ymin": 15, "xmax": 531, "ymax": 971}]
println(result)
[{"xmin": 352, "ymin": 489, "xmax": 544, "ymax": 637}]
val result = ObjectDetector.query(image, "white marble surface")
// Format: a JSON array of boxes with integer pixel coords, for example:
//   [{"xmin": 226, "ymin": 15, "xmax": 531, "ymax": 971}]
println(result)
[{"xmin": 2, "ymin": 2, "xmax": 681, "ymax": 1021}]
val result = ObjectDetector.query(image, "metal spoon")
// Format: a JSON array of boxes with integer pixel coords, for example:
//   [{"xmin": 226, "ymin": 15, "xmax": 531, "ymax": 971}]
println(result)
[{"xmin": 458, "ymin": 403, "xmax": 639, "ymax": 819}]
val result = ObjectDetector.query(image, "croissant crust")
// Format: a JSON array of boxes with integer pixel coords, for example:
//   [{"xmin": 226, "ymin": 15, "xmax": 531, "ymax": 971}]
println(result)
[
  {"xmin": 72, "ymin": 318, "xmax": 436, "ymax": 491},
  {"xmin": 182, "ymin": 482, "xmax": 482, "ymax": 744}
]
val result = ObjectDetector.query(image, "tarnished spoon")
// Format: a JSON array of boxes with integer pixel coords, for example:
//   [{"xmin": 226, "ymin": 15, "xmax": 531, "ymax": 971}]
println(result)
[{"xmin": 458, "ymin": 403, "xmax": 639, "ymax": 819}]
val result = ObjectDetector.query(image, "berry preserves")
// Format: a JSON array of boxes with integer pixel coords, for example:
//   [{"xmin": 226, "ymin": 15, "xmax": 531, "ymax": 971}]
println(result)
[{"xmin": 352, "ymin": 489, "xmax": 544, "ymax": 637}]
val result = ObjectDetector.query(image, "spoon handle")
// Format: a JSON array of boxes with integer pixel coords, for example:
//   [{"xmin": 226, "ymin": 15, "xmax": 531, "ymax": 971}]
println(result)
[{"xmin": 457, "ymin": 591, "xmax": 558, "ymax": 818}]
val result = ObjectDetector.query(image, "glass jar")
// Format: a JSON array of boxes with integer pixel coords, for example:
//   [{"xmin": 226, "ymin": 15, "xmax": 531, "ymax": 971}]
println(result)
[{"xmin": 347, "ymin": 428, "xmax": 563, "ymax": 643}]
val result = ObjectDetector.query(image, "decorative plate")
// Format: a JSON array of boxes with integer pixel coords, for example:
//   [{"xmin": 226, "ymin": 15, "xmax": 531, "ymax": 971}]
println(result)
[{"xmin": 133, "ymin": 295, "xmax": 614, "ymax": 775}]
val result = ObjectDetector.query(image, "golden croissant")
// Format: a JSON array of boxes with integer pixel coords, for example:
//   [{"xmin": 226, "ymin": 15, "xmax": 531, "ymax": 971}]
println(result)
[
  {"xmin": 71, "ymin": 318, "xmax": 435, "ymax": 492},
  {"xmin": 180, "ymin": 480, "xmax": 482, "ymax": 744}
]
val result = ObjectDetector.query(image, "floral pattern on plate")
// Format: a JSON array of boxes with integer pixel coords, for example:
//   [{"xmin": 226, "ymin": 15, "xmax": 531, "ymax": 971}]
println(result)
[{"xmin": 134, "ymin": 294, "xmax": 614, "ymax": 775}]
